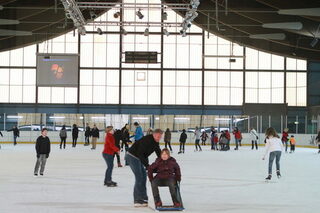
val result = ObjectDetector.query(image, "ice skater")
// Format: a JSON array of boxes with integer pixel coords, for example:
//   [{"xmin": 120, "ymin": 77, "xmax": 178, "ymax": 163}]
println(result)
[
  {"xmin": 132, "ymin": 122, "xmax": 144, "ymax": 142},
  {"xmin": 194, "ymin": 127, "xmax": 202, "ymax": 151},
  {"xmin": 250, "ymin": 127, "xmax": 259, "ymax": 150},
  {"xmin": 200, "ymin": 131, "xmax": 208, "ymax": 146},
  {"xmin": 91, "ymin": 124, "xmax": 99, "ymax": 150},
  {"xmin": 262, "ymin": 127, "xmax": 284, "ymax": 181},
  {"xmin": 0, "ymin": 130, "xmax": 3, "ymax": 149},
  {"xmin": 225, "ymin": 130, "xmax": 231, "ymax": 150},
  {"xmin": 178, "ymin": 129, "xmax": 187, "ymax": 154},
  {"xmin": 34, "ymin": 128, "xmax": 51, "ymax": 176},
  {"xmin": 219, "ymin": 131, "xmax": 228, "ymax": 151},
  {"xmin": 102, "ymin": 126, "xmax": 120, "ymax": 187},
  {"xmin": 126, "ymin": 129, "xmax": 162, "ymax": 207},
  {"xmin": 72, "ymin": 124, "xmax": 79, "ymax": 147},
  {"xmin": 164, "ymin": 128, "xmax": 172, "ymax": 152},
  {"xmin": 59, "ymin": 125, "xmax": 67, "ymax": 149},
  {"xmin": 233, "ymin": 127, "xmax": 242, "ymax": 150},
  {"xmin": 289, "ymin": 135, "xmax": 296, "ymax": 153},
  {"xmin": 84, "ymin": 123, "xmax": 91, "ymax": 146},
  {"xmin": 316, "ymin": 131, "xmax": 320, "ymax": 154},
  {"xmin": 121, "ymin": 124, "xmax": 130, "ymax": 152},
  {"xmin": 113, "ymin": 129, "xmax": 123, "ymax": 167},
  {"xmin": 7, "ymin": 125, "xmax": 19, "ymax": 146},
  {"xmin": 148, "ymin": 148, "xmax": 182, "ymax": 208},
  {"xmin": 210, "ymin": 128, "xmax": 218, "ymax": 150},
  {"xmin": 281, "ymin": 128, "xmax": 289, "ymax": 153}
]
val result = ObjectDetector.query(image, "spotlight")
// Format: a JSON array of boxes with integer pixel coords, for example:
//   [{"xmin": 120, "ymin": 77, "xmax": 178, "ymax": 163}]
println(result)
[
  {"xmin": 162, "ymin": 12, "xmax": 168, "ymax": 21},
  {"xmin": 190, "ymin": 0, "xmax": 200, "ymax": 9},
  {"xmin": 114, "ymin": 11, "xmax": 121, "ymax": 19},
  {"xmin": 121, "ymin": 27, "xmax": 128, "ymax": 35},
  {"xmin": 163, "ymin": 29, "xmax": 170, "ymax": 36},
  {"xmin": 180, "ymin": 29, "xmax": 186, "ymax": 37},
  {"xmin": 136, "ymin": 9, "xmax": 144, "ymax": 19},
  {"xmin": 89, "ymin": 10, "xmax": 98, "ymax": 20},
  {"xmin": 310, "ymin": 38, "xmax": 318, "ymax": 48},
  {"xmin": 97, "ymin": 27, "xmax": 102, "ymax": 35},
  {"xmin": 144, "ymin": 28, "xmax": 149, "ymax": 36}
]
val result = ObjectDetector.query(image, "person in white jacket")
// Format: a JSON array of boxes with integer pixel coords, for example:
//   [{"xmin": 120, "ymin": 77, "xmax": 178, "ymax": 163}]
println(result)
[
  {"xmin": 262, "ymin": 127, "xmax": 284, "ymax": 181},
  {"xmin": 249, "ymin": 128, "xmax": 259, "ymax": 150}
]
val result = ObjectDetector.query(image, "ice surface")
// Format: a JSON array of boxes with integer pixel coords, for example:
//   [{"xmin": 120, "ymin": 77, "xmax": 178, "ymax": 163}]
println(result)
[{"xmin": 0, "ymin": 144, "xmax": 319, "ymax": 213}]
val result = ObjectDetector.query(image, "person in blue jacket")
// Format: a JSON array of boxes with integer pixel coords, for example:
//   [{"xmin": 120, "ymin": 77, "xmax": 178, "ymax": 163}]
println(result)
[{"xmin": 133, "ymin": 122, "xmax": 144, "ymax": 141}]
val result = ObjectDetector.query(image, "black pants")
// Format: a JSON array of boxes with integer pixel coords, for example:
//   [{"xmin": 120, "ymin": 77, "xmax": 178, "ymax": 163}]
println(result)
[
  {"xmin": 195, "ymin": 139, "xmax": 202, "ymax": 151},
  {"xmin": 220, "ymin": 143, "xmax": 225, "ymax": 150},
  {"xmin": 165, "ymin": 141, "xmax": 172, "ymax": 151},
  {"xmin": 151, "ymin": 178, "xmax": 179, "ymax": 204},
  {"xmin": 201, "ymin": 139, "xmax": 206, "ymax": 145},
  {"xmin": 121, "ymin": 141, "xmax": 129, "ymax": 151},
  {"xmin": 72, "ymin": 137, "xmax": 78, "ymax": 147},
  {"xmin": 85, "ymin": 136, "xmax": 90, "ymax": 145},
  {"xmin": 60, "ymin": 137, "xmax": 66, "ymax": 149},
  {"xmin": 179, "ymin": 142, "xmax": 185, "ymax": 153},
  {"xmin": 252, "ymin": 140, "xmax": 258, "ymax": 150},
  {"xmin": 115, "ymin": 152, "xmax": 121, "ymax": 164},
  {"xmin": 290, "ymin": 144, "xmax": 295, "ymax": 152}
]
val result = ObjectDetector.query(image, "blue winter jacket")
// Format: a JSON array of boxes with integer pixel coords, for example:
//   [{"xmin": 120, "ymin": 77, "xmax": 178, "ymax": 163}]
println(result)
[{"xmin": 134, "ymin": 126, "xmax": 144, "ymax": 141}]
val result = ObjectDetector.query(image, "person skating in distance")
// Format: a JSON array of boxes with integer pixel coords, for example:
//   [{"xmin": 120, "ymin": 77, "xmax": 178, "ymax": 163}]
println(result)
[
  {"xmin": 0, "ymin": 130, "xmax": 3, "ymax": 149},
  {"xmin": 7, "ymin": 125, "xmax": 19, "ymax": 146},
  {"xmin": 126, "ymin": 129, "xmax": 163, "ymax": 207},
  {"xmin": 250, "ymin": 127, "xmax": 259, "ymax": 150},
  {"xmin": 148, "ymin": 148, "xmax": 182, "ymax": 208},
  {"xmin": 164, "ymin": 128, "xmax": 173, "ymax": 152},
  {"xmin": 178, "ymin": 129, "xmax": 187, "ymax": 154},
  {"xmin": 34, "ymin": 128, "xmax": 51, "ymax": 176},
  {"xmin": 102, "ymin": 126, "xmax": 120, "ymax": 187},
  {"xmin": 316, "ymin": 131, "xmax": 320, "ymax": 154},
  {"xmin": 262, "ymin": 127, "xmax": 284, "ymax": 181}
]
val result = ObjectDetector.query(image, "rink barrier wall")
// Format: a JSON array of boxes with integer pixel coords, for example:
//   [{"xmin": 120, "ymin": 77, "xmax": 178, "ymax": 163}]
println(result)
[{"xmin": 0, "ymin": 132, "xmax": 318, "ymax": 148}]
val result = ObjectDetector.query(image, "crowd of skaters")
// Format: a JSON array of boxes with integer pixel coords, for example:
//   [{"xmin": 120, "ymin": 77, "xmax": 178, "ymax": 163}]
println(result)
[{"xmin": 1, "ymin": 121, "xmax": 320, "ymax": 208}]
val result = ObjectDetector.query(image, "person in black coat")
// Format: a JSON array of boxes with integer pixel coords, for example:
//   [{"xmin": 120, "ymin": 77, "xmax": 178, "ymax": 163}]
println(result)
[
  {"xmin": 72, "ymin": 124, "xmax": 79, "ymax": 147},
  {"xmin": 178, "ymin": 129, "xmax": 187, "ymax": 154},
  {"xmin": 125, "ymin": 129, "xmax": 163, "ymax": 207},
  {"xmin": 113, "ymin": 129, "xmax": 123, "ymax": 167},
  {"xmin": 7, "ymin": 126, "xmax": 19, "ymax": 145},
  {"xmin": 84, "ymin": 123, "xmax": 91, "ymax": 146},
  {"xmin": 34, "ymin": 128, "xmax": 51, "ymax": 176},
  {"xmin": 121, "ymin": 124, "xmax": 131, "ymax": 152},
  {"xmin": 91, "ymin": 124, "xmax": 99, "ymax": 150},
  {"xmin": 0, "ymin": 131, "xmax": 3, "ymax": 149}
]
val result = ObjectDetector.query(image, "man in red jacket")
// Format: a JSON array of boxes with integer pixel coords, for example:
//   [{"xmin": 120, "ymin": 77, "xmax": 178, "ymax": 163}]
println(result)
[
  {"xmin": 102, "ymin": 126, "xmax": 120, "ymax": 187},
  {"xmin": 225, "ymin": 130, "xmax": 231, "ymax": 150},
  {"xmin": 233, "ymin": 127, "xmax": 242, "ymax": 150},
  {"xmin": 148, "ymin": 148, "xmax": 182, "ymax": 208}
]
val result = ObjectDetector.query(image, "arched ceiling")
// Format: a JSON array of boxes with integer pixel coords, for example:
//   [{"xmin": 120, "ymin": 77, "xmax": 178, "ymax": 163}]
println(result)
[{"xmin": 0, "ymin": 0, "xmax": 319, "ymax": 60}]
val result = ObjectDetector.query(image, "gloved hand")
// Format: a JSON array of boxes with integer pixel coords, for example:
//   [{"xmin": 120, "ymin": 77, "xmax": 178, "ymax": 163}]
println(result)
[
  {"xmin": 36, "ymin": 154, "xmax": 40, "ymax": 158},
  {"xmin": 46, "ymin": 154, "xmax": 49, "ymax": 158}
]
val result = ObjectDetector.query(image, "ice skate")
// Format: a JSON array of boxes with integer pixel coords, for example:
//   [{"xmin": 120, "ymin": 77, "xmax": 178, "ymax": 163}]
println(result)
[
  {"xmin": 155, "ymin": 201, "xmax": 162, "ymax": 208},
  {"xmin": 134, "ymin": 202, "xmax": 148, "ymax": 207},
  {"xmin": 276, "ymin": 171, "xmax": 281, "ymax": 178},
  {"xmin": 105, "ymin": 181, "xmax": 117, "ymax": 187},
  {"xmin": 265, "ymin": 175, "xmax": 272, "ymax": 181}
]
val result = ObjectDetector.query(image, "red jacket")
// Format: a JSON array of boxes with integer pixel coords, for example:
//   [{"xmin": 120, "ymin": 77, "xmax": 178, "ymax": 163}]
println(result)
[
  {"xmin": 282, "ymin": 132, "xmax": 289, "ymax": 142},
  {"xmin": 103, "ymin": 133, "xmax": 119, "ymax": 155},
  {"xmin": 233, "ymin": 131, "xmax": 242, "ymax": 139},
  {"xmin": 148, "ymin": 157, "xmax": 181, "ymax": 182},
  {"xmin": 225, "ymin": 131, "xmax": 231, "ymax": 140}
]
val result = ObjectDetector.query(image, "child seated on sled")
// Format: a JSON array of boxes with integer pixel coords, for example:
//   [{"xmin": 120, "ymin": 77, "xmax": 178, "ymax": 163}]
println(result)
[{"xmin": 148, "ymin": 148, "xmax": 182, "ymax": 208}]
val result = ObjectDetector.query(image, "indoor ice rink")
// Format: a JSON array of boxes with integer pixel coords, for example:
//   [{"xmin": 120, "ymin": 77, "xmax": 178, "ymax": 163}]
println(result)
[{"xmin": 0, "ymin": 0, "xmax": 320, "ymax": 213}]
